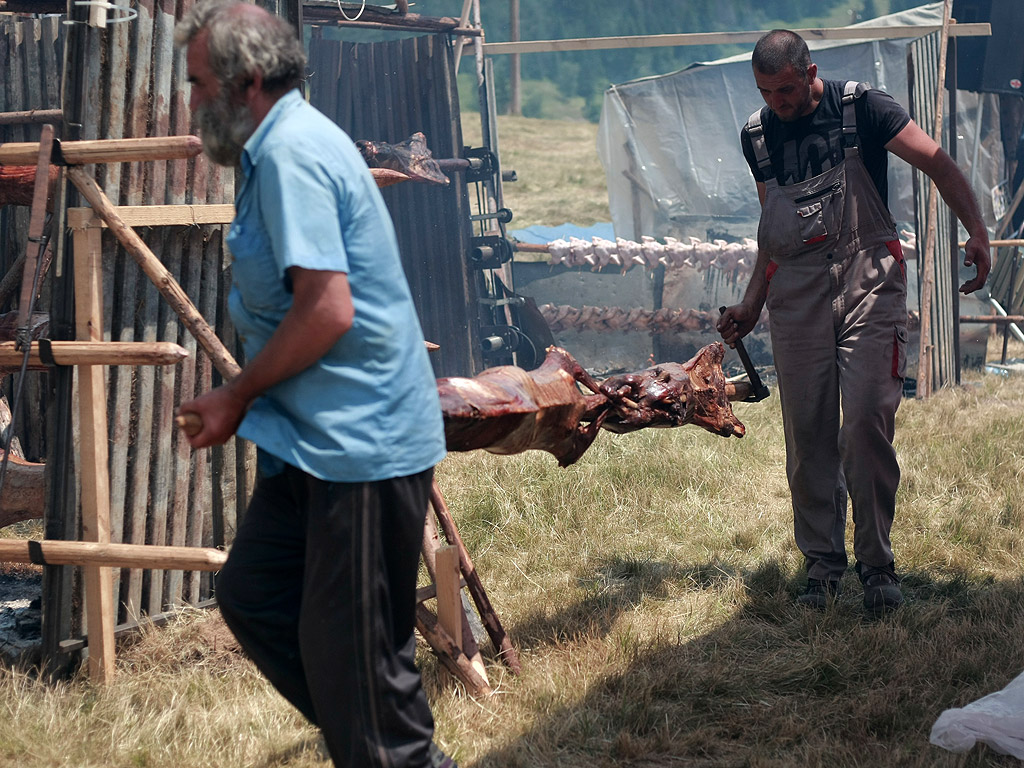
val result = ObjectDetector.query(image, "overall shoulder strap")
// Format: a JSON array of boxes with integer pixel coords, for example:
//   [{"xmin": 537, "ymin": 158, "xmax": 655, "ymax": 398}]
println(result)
[
  {"xmin": 842, "ymin": 80, "xmax": 871, "ymax": 149},
  {"xmin": 745, "ymin": 106, "xmax": 774, "ymax": 178}
]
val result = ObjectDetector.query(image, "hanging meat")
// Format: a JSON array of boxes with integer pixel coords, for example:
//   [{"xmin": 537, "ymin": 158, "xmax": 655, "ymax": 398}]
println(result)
[
  {"xmin": 438, "ymin": 342, "xmax": 747, "ymax": 467},
  {"xmin": 0, "ymin": 165, "xmax": 59, "ymax": 210},
  {"xmin": 356, "ymin": 131, "xmax": 449, "ymax": 186}
]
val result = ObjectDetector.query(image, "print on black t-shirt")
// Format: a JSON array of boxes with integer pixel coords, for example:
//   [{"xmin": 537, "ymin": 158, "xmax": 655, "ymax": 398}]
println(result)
[{"xmin": 741, "ymin": 79, "xmax": 912, "ymax": 208}]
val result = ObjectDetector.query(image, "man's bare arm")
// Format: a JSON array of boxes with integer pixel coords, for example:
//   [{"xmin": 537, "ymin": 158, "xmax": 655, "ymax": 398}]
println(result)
[
  {"xmin": 178, "ymin": 267, "xmax": 354, "ymax": 448},
  {"xmin": 886, "ymin": 119, "xmax": 990, "ymax": 294}
]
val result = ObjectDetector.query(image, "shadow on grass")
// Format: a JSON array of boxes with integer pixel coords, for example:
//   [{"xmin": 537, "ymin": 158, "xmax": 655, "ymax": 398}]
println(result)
[{"xmin": 471, "ymin": 559, "xmax": 1024, "ymax": 768}]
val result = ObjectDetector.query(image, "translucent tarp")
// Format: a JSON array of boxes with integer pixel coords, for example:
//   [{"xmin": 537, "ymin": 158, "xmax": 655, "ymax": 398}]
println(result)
[{"xmin": 597, "ymin": 2, "xmax": 1002, "ymax": 244}]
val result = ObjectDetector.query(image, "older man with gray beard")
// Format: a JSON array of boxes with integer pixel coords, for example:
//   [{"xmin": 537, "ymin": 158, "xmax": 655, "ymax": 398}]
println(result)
[{"xmin": 174, "ymin": 2, "xmax": 454, "ymax": 766}]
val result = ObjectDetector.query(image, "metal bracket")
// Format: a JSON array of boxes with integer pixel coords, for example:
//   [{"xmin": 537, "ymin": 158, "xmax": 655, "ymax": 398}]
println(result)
[
  {"xmin": 464, "ymin": 147, "xmax": 499, "ymax": 183},
  {"xmin": 479, "ymin": 325, "xmax": 524, "ymax": 355},
  {"xmin": 469, "ymin": 235, "xmax": 513, "ymax": 269},
  {"xmin": 469, "ymin": 207, "xmax": 513, "ymax": 224}
]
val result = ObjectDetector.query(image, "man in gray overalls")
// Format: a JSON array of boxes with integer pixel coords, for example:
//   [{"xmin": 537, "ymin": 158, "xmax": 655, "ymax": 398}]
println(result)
[{"xmin": 718, "ymin": 30, "xmax": 990, "ymax": 613}]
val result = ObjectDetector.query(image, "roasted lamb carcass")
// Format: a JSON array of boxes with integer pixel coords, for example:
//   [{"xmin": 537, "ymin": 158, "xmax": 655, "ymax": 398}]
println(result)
[
  {"xmin": 438, "ymin": 347, "xmax": 609, "ymax": 468},
  {"xmin": 439, "ymin": 342, "xmax": 746, "ymax": 467}
]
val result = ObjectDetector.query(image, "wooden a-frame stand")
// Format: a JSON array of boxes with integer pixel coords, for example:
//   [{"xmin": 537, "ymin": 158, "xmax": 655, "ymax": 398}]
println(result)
[{"xmin": 0, "ymin": 135, "xmax": 520, "ymax": 690}]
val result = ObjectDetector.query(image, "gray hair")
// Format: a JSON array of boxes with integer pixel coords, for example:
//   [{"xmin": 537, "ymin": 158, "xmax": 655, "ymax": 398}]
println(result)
[
  {"xmin": 751, "ymin": 29, "xmax": 811, "ymax": 77},
  {"xmin": 174, "ymin": 0, "xmax": 305, "ymax": 94}
]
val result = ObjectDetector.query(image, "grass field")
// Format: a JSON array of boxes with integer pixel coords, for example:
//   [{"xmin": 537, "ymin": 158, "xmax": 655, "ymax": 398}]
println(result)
[
  {"xmin": 460, "ymin": 113, "xmax": 611, "ymax": 229},
  {"xmin": 1, "ymin": 115, "xmax": 1023, "ymax": 767}
]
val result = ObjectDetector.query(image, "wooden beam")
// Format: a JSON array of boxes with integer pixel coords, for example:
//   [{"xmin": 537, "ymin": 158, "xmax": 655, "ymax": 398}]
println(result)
[
  {"xmin": 0, "ymin": 540, "xmax": 227, "ymax": 571},
  {"xmin": 916, "ymin": 0, "xmax": 954, "ymax": 400},
  {"xmin": 414, "ymin": 603, "xmax": 492, "ymax": 697},
  {"xmin": 68, "ymin": 204, "xmax": 236, "ymax": 230},
  {"xmin": 0, "ymin": 109, "xmax": 62, "ymax": 126},
  {"xmin": 0, "ymin": 340, "xmax": 188, "ymax": 369},
  {"xmin": 434, "ymin": 545, "xmax": 463, "ymax": 649},
  {"xmin": 0, "ymin": 0, "xmax": 64, "ymax": 12},
  {"xmin": 0, "ymin": 136, "xmax": 202, "ymax": 167},
  {"xmin": 472, "ymin": 22, "xmax": 991, "ymax": 56},
  {"xmin": 73, "ymin": 224, "xmax": 116, "ymax": 684},
  {"xmin": 301, "ymin": 4, "xmax": 473, "ymax": 33}
]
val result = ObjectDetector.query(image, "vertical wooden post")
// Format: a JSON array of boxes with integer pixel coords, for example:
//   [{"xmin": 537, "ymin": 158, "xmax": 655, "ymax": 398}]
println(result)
[
  {"xmin": 434, "ymin": 546, "xmax": 463, "ymax": 649},
  {"xmin": 916, "ymin": 0, "xmax": 953, "ymax": 399},
  {"xmin": 73, "ymin": 225, "xmax": 116, "ymax": 683}
]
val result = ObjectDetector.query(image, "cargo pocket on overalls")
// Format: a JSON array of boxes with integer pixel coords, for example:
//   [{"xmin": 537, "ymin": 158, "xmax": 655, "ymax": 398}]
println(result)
[
  {"xmin": 891, "ymin": 324, "xmax": 908, "ymax": 379},
  {"xmin": 794, "ymin": 181, "xmax": 844, "ymax": 245}
]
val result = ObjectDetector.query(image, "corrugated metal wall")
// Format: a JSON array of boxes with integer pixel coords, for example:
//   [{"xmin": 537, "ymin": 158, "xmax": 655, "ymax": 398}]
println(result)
[{"xmin": 307, "ymin": 30, "xmax": 482, "ymax": 378}]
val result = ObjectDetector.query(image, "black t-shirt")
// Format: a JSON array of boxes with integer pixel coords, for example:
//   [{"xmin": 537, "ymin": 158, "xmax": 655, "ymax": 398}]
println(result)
[{"xmin": 740, "ymin": 78, "xmax": 911, "ymax": 206}]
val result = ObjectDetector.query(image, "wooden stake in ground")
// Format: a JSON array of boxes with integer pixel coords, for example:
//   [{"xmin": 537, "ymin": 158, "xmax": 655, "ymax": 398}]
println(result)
[
  {"xmin": 916, "ymin": 0, "xmax": 953, "ymax": 399},
  {"xmin": 74, "ymin": 222, "xmax": 116, "ymax": 683}
]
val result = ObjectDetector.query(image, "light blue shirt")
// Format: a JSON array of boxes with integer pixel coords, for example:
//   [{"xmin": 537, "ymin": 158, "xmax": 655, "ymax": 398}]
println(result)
[{"xmin": 225, "ymin": 90, "xmax": 446, "ymax": 482}]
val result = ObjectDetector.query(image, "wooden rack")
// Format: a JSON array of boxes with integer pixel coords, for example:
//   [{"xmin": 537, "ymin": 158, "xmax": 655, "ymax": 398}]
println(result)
[{"xmin": 0, "ymin": 135, "xmax": 517, "ymax": 691}]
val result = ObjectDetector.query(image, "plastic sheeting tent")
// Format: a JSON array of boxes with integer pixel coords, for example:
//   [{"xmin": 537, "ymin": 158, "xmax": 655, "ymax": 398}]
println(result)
[{"xmin": 596, "ymin": 2, "xmax": 1003, "ymax": 245}]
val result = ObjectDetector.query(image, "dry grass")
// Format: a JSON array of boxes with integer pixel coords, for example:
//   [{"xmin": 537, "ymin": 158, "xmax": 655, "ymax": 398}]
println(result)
[
  {"xmin": 3, "ymin": 349, "xmax": 1023, "ymax": 767},
  {"xmin": 461, "ymin": 114, "xmax": 611, "ymax": 229}
]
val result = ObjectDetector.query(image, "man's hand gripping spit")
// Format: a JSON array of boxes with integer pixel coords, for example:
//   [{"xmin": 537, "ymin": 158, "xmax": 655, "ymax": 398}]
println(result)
[
  {"xmin": 960, "ymin": 233, "xmax": 991, "ymax": 295},
  {"xmin": 716, "ymin": 302, "xmax": 761, "ymax": 348},
  {"xmin": 178, "ymin": 383, "xmax": 250, "ymax": 449}
]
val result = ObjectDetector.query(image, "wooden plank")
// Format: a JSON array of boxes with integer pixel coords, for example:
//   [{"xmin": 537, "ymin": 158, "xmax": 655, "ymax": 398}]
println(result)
[
  {"xmin": 57, "ymin": 598, "xmax": 218, "ymax": 654},
  {"xmin": 917, "ymin": 2, "xmax": 953, "ymax": 399},
  {"xmin": 475, "ymin": 22, "xmax": 992, "ymax": 56},
  {"xmin": 429, "ymin": 481, "xmax": 520, "ymax": 673},
  {"xmin": 0, "ymin": 539, "xmax": 227, "ymax": 570},
  {"xmin": 0, "ymin": 110, "xmax": 61, "ymax": 126},
  {"xmin": 189, "ymin": 231, "xmax": 218, "ymax": 601},
  {"xmin": 15, "ymin": 123, "xmax": 53, "ymax": 333},
  {"xmin": 435, "ymin": 545, "xmax": 463, "ymax": 649},
  {"xmin": 414, "ymin": 603, "xmax": 491, "ymax": 697},
  {"xmin": 67, "ymin": 205, "xmax": 236, "ymax": 230},
  {"xmin": 165, "ymin": 233, "xmax": 202, "ymax": 605},
  {"xmin": 162, "ymin": 7, "xmax": 192, "ymax": 608},
  {"xmin": 73, "ymin": 224, "xmax": 116, "ymax": 684}
]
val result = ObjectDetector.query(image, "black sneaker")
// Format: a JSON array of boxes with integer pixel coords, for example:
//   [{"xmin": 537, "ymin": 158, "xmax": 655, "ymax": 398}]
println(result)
[
  {"xmin": 796, "ymin": 578, "xmax": 841, "ymax": 609},
  {"xmin": 857, "ymin": 563, "xmax": 903, "ymax": 614},
  {"xmin": 429, "ymin": 742, "xmax": 458, "ymax": 768}
]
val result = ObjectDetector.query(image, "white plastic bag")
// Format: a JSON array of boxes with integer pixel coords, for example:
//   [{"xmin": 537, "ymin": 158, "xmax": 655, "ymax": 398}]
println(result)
[{"xmin": 930, "ymin": 670, "xmax": 1024, "ymax": 758}]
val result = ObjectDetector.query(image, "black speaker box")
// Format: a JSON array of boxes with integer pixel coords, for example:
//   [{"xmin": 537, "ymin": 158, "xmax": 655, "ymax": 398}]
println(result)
[{"xmin": 951, "ymin": 0, "xmax": 1024, "ymax": 95}]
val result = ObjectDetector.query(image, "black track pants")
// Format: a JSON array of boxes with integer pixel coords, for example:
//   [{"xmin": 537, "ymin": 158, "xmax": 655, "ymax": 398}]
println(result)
[{"xmin": 216, "ymin": 464, "xmax": 436, "ymax": 768}]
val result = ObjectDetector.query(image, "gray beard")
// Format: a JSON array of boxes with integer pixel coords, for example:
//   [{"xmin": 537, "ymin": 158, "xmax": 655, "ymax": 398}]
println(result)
[{"xmin": 196, "ymin": 93, "xmax": 255, "ymax": 167}]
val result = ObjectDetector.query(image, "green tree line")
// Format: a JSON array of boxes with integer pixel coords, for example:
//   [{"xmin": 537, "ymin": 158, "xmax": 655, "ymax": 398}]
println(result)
[{"xmin": 410, "ymin": 0, "xmax": 931, "ymax": 120}]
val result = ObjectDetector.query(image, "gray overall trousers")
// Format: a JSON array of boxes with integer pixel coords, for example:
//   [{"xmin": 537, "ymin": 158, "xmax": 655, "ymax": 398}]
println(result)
[{"xmin": 746, "ymin": 81, "xmax": 908, "ymax": 581}]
